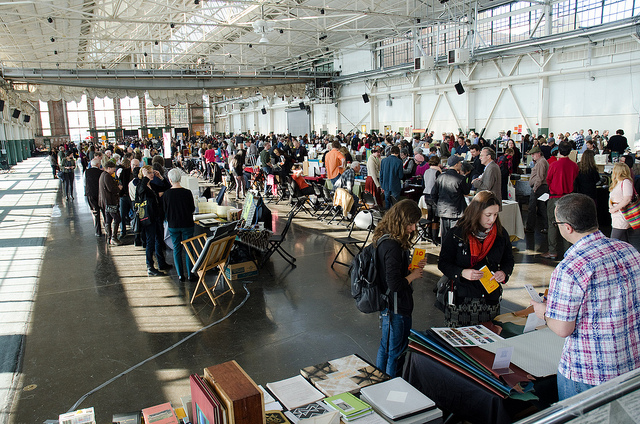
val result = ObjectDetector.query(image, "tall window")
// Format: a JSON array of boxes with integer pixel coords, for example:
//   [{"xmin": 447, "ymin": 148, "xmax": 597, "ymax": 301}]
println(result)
[
  {"xmin": 170, "ymin": 103, "xmax": 189, "ymax": 128},
  {"xmin": 203, "ymin": 95, "xmax": 211, "ymax": 135},
  {"xmin": 39, "ymin": 101, "xmax": 51, "ymax": 136},
  {"xmin": 67, "ymin": 96, "xmax": 90, "ymax": 142},
  {"xmin": 94, "ymin": 97, "xmax": 115, "ymax": 129},
  {"xmin": 145, "ymin": 93, "xmax": 165, "ymax": 127},
  {"xmin": 120, "ymin": 96, "xmax": 140, "ymax": 129}
]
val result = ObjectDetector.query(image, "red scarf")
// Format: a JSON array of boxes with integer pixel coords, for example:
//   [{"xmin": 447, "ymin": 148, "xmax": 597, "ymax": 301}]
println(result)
[{"xmin": 469, "ymin": 225, "xmax": 498, "ymax": 267}]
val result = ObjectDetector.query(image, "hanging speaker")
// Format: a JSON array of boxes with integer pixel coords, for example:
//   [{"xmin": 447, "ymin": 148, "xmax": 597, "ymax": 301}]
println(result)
[
  {"xmin": 0, "ymin": 100, "xmax": 4, "ymax": 111},
  {"xmin": 261, "ymin": 107, "xmax": 267, "ymax": 115},
  {"xmin": 24, "ymin": 115, "xmax": 30, "ymax": 123},
  {"xmin": 12, "ymin": 109, "xmax": 21, "ymax": 118},
  {"xmin": 299, "ymin": 102, "xmax": 305, "ymax": 110},
  {"xmin": 362, "ymin": 93, "xmax": 369, "ymax": 103},
  {"xmin": 454, "ymin": 81, "xmax": 465, "ymax": 95}
]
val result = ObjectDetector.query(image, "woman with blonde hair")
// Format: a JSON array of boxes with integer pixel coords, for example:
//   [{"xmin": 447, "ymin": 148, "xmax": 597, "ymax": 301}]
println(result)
[
  {"xmin": 609, "ymin": 162, "xmax": 634, "ymax": 242},
  {"xmin": 372, "ymin": 199, "xmax": 426, "ymax": 377}
]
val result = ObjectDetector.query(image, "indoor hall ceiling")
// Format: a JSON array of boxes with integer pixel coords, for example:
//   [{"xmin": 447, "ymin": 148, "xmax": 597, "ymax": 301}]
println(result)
[{"xmin": 0, "ymin": 0, "xmax": 510, "ymax": 77}]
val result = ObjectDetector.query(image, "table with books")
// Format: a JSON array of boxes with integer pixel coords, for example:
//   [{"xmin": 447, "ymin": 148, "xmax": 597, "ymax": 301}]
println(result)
[{"xmin": 402, "ymin": 326, "xmax": 562, "ymax": 424}]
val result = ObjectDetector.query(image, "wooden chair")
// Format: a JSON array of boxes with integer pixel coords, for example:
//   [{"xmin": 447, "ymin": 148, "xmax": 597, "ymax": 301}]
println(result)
[{"xmin": 181, "ymin": 233, "xmax": 237, "ymax": 305}]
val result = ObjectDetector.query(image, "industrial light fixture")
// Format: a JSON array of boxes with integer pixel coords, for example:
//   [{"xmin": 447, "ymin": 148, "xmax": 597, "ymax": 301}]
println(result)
[
  {"xmin": 144, "ymin": 52, "xmax": 148, "ymax": 56},
  {"xmin": 279, "ymin": 29, "xmax": 283, "ymax": 34},
  {"xmin": 54, "ymin": 50, "xmax": 58, "ymax": 55},
  {"xmin": 252, "ymin": 6, "xmax": 275, "ymax": 44},
  {"xmin": 154, "ymin": 40, "xmax": 159, "ymax": 45},
  {"xmin": 50, "ymin": 37, "xmax": 55, "ymax": 42},
  {"xmin": 248, "ymin": 44, "xmax": 252, "ymax": 48},
  {"xmin": 364, "ymin": 34, "xmax": 368, "ymax": 39},
  {"xmin": 194, "ymin": 0, "xmax": 199, "ymax": 4},
  {"xmin": 320, "ymin": 8, "xmax": 325, "ymax": 14},
  {"xmin": 319, "ymin": 34, "xmax": 328, "ymax": 41},
  {"xmin": 47, "ymin": 17, "xmax": 53, "ymax": 23},
  {"xmin": 170, "ymin": 23, "xmax": 175, "ymax": 28}
]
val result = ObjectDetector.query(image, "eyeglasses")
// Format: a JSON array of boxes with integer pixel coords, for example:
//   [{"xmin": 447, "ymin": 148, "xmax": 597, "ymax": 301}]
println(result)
[{"xmin": 552, "ymin": 221, "xmax": 570, "ymax": 227}]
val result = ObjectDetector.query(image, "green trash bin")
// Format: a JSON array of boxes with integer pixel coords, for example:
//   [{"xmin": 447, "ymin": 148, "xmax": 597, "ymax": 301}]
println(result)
[
  {"xmin": 23, "ymin": 140, "xmax": 31, "ymax": 158},
  {"xmin": 15, "ymin": 139, "xmax": 23, "ymax": 162}
]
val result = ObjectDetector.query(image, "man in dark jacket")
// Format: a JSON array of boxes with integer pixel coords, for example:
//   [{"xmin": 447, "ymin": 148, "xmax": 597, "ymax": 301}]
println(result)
[
  {"xmin": 432, "ymin": 155, "xmax": 470, "ymax": 241},
  {"xmin": 85, "ymin": 157, "xmax": 103, "ymax": 237},
  {"xmin": 380, "ymin": 145, "xmax": 404, "ymax": 209}
]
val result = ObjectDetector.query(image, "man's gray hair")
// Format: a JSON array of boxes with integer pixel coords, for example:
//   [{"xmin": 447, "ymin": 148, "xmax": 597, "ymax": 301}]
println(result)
[
  {"xmin": 351, "ymin": 161, "xmax": 361, "ymax": 169},
  {"xmin": 481, "ymin": 147, "xmax": 496, "ymax": 160},
  {"xmin": 555, "ymin": 193, "xmax": 599, "ymax": 233},
  {"xmin": 90, "ymin": 157, "xmax": 101, "ymax": 167},
  {"xmin": 168, "ymin": 168, "xmax": 183, "ymax": 184}
]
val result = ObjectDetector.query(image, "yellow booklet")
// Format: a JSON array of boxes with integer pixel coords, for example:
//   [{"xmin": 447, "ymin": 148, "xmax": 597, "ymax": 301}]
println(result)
[
  {"xmin": 410, "ymin": 248, "xmax": 426, "ymax": 270},
  {"xmin": 479, "ymin": 265, "xmax": 499, "ymax": 294}
]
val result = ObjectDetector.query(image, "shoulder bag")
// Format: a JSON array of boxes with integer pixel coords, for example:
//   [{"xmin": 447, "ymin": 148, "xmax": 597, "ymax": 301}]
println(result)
[{"xmin": 621, "ymin": 180, "xmax": 640, "ymax": 229}]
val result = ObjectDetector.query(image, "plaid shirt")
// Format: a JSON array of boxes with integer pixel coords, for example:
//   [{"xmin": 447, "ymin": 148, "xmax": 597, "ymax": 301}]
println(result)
[
  {"xmin": 546, "ymin": 231, "xmax": 640, "ymax": 385},
  {"xmin": 335, "ymin": 167, "xmax": 356, "ymax": 193}
]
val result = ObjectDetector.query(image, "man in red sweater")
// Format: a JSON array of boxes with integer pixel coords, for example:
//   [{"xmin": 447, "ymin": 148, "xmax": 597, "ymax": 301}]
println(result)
[{"xmin": 541, "ymin": 141, "xmax": 578, "ymax": 260}]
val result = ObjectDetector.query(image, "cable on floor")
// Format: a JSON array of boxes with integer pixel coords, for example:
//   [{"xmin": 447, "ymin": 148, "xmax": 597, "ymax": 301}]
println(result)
[{"xmin": 67, "ymin": 281, "xmax": 253, "ymax": 413}]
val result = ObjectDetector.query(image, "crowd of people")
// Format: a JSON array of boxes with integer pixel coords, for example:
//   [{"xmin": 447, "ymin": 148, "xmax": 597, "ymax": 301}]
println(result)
[{"xmin": 45, "ymin": 125, "xmax": 640, "ymax": 400}]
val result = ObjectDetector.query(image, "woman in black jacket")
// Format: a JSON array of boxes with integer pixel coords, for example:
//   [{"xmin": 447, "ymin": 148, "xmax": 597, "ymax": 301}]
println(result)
[
  {"xmin": 573, "ymin": 150, "xmax": 601, "ymax": 203},
  {"xmin": 136, "ymin": 165, "xmax": 172, "ymax": 276},
  {"xmin": 438, "ymin": 190, "xmax": 514, "ymax": 327},
  {"xmin": 373, "ymin": 200, "xmax": 426, "ymax": 377}
]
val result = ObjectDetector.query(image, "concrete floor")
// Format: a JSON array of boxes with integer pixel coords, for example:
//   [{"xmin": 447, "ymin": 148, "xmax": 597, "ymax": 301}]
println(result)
[{"xmin": 2, "ymin": 157, "xmax": 636, "ymax": 424}]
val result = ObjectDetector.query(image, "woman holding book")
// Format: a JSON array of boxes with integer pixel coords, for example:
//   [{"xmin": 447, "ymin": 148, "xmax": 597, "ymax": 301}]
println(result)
[
  {"xmin": 437, "ymin": 190, "xmax": 514, "ymax": 327},
  {"xmin": 373, "ymin": 199, "xmax": 426, "ymax": 377}
]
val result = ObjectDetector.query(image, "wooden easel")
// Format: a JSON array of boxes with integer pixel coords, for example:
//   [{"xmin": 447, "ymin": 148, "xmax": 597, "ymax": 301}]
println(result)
[{"xmin": 181, "ymin": 234, "xmax": 236, "ymax": 305}]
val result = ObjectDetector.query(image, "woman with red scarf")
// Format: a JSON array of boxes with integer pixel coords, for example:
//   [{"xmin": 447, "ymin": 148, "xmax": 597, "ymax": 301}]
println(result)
[{"xmin": 437, "ymin": 190, "xmax": 514, "ymax": 327}]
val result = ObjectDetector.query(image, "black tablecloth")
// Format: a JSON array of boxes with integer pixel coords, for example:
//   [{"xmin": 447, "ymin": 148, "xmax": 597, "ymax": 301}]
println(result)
[{"xmin": 402, "ymin": 351, "xmax": 557, "ymax": 424}]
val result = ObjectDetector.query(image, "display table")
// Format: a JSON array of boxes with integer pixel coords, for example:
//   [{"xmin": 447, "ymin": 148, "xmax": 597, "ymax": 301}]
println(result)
[
  {"xmin": 500, "ymin": 200, "xmax": 525, "ymax": 241},
  {"xmin": 402, "ymin": 351, "xmax": 556, "ymax": 424}
]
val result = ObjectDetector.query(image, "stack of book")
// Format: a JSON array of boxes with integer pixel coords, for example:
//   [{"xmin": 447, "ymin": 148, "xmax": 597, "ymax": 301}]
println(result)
[
  {"xmin": 323, "ymin": 392, "xmax": 373, "ymax": 422},
  {"xmin": 360, "ymin": 377, "xmax": 441, "ymax": 424}
]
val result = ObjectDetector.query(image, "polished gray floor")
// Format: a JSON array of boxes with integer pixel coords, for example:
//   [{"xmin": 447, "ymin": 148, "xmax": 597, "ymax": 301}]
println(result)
[{"xmin": 3, "ymin": 158, "xmax": 635, "ymax": 424}]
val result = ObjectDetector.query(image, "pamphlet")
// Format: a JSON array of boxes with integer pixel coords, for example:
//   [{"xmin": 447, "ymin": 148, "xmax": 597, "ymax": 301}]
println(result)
[
  {"xmin": 479, "ymin": 265, "xmax": 499, "ymax": 294},
  {"xmin": 409, "ymin": 248, "xmax": 426, "ymax": 270}
]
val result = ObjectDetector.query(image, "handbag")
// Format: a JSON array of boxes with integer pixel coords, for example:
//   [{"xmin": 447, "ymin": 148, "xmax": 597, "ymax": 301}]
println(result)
[
  {"xmin": 621, "ymin": 192, "xmax": 640, "ymax": 229},
  {"xmin": 130, "ymin": 207, "xmax": 141, "ymax": 234},
  {"xmin": 57, "ymin": 170, "xmax": 64, "ymax": 179},
  {"xmin": 135, "ymin": 199, "xmax": 152, "ymax": 226},
  {"xmin": 105, "ymin": 204, "xmax": 118, "ymax": 214}
]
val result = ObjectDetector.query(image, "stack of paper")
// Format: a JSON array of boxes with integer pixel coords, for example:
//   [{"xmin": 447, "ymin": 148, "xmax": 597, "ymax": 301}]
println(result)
[
  {"xmin": 359, "ymin": 378, "xmax": 441, "ymax": 424},
  {"xmin": 267, "ymin": 375, "xmax": 325, "ymax": 410},
  {"xmin": 324, "ymin": 392, "xmax": 372, "ymax": 421}
]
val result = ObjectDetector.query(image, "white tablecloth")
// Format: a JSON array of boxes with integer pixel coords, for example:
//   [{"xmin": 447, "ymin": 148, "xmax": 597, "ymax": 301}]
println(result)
[{"xmin": 500, "ymin": 200, "xmax": 525, "ymax": 241}]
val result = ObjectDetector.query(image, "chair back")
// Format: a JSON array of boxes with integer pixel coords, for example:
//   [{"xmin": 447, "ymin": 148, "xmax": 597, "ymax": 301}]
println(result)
[
  {"xmin": 215, "ymin": 185, "xmax": 226, "ymax": 204},
  {"xmin": 279, "ymin": 211, "xmax": 295, "ymax": 239},
  {"xmin": 360, "ymin": 191, "xmax": 377, "ymax": 209},
  {"xmin": 333, "ymin": 188, "xmax": 354, "ymax": 216},
  {"xmin": 353, "ymin": 210, "xmax": 375, "ymax": 231}
]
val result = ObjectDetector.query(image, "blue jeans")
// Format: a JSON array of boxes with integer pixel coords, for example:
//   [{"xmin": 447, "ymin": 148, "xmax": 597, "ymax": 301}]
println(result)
[
  {"xmin": 168, "ymin": 227, "xmax": 194, "ymax": 279},
  {"xmin": 376, "ymin": 309, "xmax": 412, "ymax": 377},
  {"xmin": 145, "ymin": 220, "xmax": 167, "ymax": 270},
  {"xmin": 557, "ymin": 372, "xmax": 596, "ymax": 401},
  {"xmin": 384, "ymin": 190, "xmax": 399, "ymax": 210},
  {"xmin": 120, "ymin": 196, "xmax": 131, "ymax": 236}
]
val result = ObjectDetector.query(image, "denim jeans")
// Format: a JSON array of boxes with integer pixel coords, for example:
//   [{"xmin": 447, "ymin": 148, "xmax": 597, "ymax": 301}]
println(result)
[
  {"xmin": 168, "ymin": 227, "xmax": 194, "ymax": 279},
  {"xmin": 557, "ymin": 372, "xmax": 596, "ymax": 401},
  {"xmin": 376, "ymin": 309, "xmax": 412, "ymax": 378},
  {"xmin": 119, "ymin": 196, "xmax": 131, "ymax": 236}
]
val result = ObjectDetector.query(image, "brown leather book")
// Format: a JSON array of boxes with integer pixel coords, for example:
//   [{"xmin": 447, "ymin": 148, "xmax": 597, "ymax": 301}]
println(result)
[{"xmin": 204, "ymin": 360, "xmax": 266, "ymax": 424}]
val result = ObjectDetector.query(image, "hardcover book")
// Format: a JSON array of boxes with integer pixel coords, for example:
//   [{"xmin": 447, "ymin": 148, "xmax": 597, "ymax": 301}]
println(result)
[
  {"xmin": 112, "ymin": 411, "xmax": 141, "ymax": 424},
  {"xmin": 323, "ymin": 392, "xmax": 372, "ymax": 421},
  {"xmin": 265, "ymin": 410, "xmax": 291, "ymax": 424},
  {"xmin": 359, "ymin": 377, "xmax": 436, "ymax": 420},
  {"xmin": 300, "ymin": 354, "xmax": 388, "ymax": 397},
  {"xmin": 141, "ymin": 403, "xmax": 179, "ymax": 424},
  {"xmin": 190, "ymin": 373, "xmax": 225, "ymax": 424},
  {"xmin": 283, "ymin": 401, "xmax": 332, "ymax": 423}
]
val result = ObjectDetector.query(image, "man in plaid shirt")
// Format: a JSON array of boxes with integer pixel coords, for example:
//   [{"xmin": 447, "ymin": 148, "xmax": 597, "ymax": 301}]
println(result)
[{"xmin": 532, "ymin": 193, "xmax": 640, "ymax": 400}]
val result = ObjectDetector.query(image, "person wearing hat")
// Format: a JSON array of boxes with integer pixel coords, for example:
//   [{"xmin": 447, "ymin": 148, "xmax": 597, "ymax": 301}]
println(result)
[
  {"xmin": 414, "ymin": 153, "xmax": 428, "ymax": 178},
  {"xmin": 431, "ymin": 155, "xmax": 471, "ymax": 241},
  {"xmin": 525, "ymin": 146, "xmax": 549, "ymax": 234},
  {"xmin": 400, "ymin": 148, "xmax": 416, "ymax": 180}
]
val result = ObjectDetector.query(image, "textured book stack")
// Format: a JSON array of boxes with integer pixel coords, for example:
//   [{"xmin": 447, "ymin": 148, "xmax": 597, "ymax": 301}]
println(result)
[
  {"xmin": 323, "ymin": 392, "xmax": 373, "ymax": 422},
  {"xmin": 360, "ymin": 377, "xmax": 441, "ymax": 424}
]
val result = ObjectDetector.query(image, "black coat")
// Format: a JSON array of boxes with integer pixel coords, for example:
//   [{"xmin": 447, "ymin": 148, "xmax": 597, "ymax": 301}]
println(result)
[
  {"xmin": 432, "ymin": 169, "xmax": 470, "ymax": 219},
  {"xmin": 438, "ymin": 225, "xmax": 515, "ymax": 304},
  {"xmin": 573, "ymin": 169, "xmax": 601, "ymax": 201},
  {"xmin": 84, "ymin": 167, "xmax": 102, "ymax": 199},
  {"xmin": 375, "ymin": 238, "xmax": 413, "ymax": 316}
]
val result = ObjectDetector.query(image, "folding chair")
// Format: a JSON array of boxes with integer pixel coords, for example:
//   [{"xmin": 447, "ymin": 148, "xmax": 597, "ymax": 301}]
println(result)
[
  {"xmin": 326, "ymin": 188, "xmax": 353, "ymax": 225},
  {"xmin": 181, "ymin": 233, "xmax": 237, "ymax": 305},
  {"xmin": 215, "ymin": 185, "xmax": 226, "ymax": 204},
  {"xmin": 261, "ymin": 213, "xmax": 296, "ymax": 268},
  {"xmin": 287, "ymin": 177, "xmax": 314, "ymax": 217},
  {"xmin": 331, "ymin": 210, "xmax": 375, "ymax": 268}
]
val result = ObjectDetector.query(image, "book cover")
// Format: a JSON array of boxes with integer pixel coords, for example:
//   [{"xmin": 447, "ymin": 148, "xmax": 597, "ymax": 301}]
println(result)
[
  {"xmin": 359, "ymin": 377, "xmax": 435, "ymax": 420},
  {"xmin": 141, "ymin": 403, "xmax": 179, "ymax": 424},
  {"xmin": 266, "ymin": 410, "xmax": 291, "ymax": 424},
  {"xmin": 324, "ymin": 392, "xmax": 371, "ymax": 418},
  {"xmin": 298, "ymin": 411, "xmax": 341, "ymax": 424},
  {"xmin": 300, "ymin": 355, "xmax": 388, "ymax": 396},
  {"xmin": 59, "ymin": 408, "xmax": 96, "ymax": 424},
  {"xmin": 112, "ymin": 411, "xmax": 141, "ymax": 424},
  {"xmin": 284, "ymin": 401, "xmax": 332, "ymax": 423}
]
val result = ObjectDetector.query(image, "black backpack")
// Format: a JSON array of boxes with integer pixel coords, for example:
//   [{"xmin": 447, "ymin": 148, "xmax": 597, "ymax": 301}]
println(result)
[{"xmin": 350, "ymin": 235, "xmax": 391, "ymax": 313}]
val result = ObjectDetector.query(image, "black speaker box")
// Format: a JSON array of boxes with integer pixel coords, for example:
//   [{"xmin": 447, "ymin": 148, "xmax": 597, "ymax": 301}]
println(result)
[
  {"xmin": 261, "ymin": 107, "xmax": 267, "ymax": 115},
  {"xmin": 299, "ymin": 102, "xmax": 305, "ymax": 110},
  {"xmin": 12, "ymin": 109, "xmax": 21, "ymax": 119},
  {"xmin": 24, "ymin": 115, "xmax": 30, "ymax": 123},
  {"xmin": 362, "ymin": 93, "xmax": 369, "ymax": 103},
  {"xmin": 454, "ymin": 81, "xmax": 465, "ymax": 95},
  {"xmin": 0, "ymin": 100, "xmax": 4, "ymax": 112}
]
